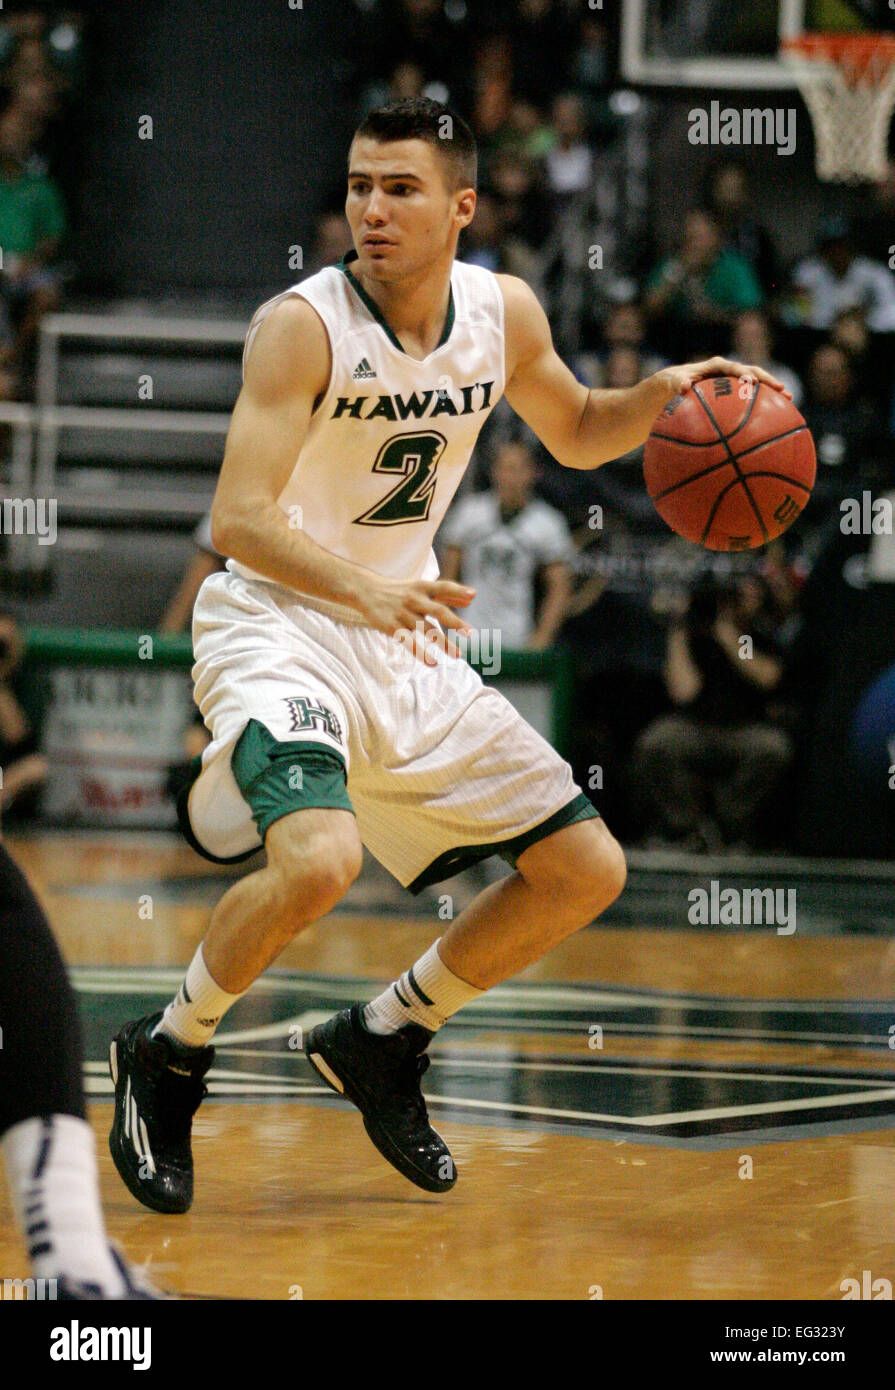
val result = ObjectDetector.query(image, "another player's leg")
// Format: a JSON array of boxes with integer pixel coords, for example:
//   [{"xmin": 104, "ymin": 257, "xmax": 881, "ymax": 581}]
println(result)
[
  {"xmin": 0, "ymin": 843, "xmax": 161, "ymax": 1298},
  {"xmin": 108, "ymin": 805, "xmax": 363, "ymax": 1213}
]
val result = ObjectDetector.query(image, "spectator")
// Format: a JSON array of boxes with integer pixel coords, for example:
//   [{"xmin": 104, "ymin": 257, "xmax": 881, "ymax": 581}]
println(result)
[
  {"xmin": 789, "ymin": 216, "xmax": 895, "ymax": 333},
  {"xmin": 602, "ymin": 344, "xmax": 642, "ymax": 391},
  {"xmin": 7, "ymin": 74, "xmax": 58, "ymax": 159},
  {"xmin": 460, "ymin": 191, "xmax": 506, "ymax": 273},
  {"xmin": 829, "ymin": 307, "xmax": 893, "ymax": 426},
  {"xmin": 853, "ymin": 158, "xmax": 895, "ymax": 265},
  {"xmin": 576, "ymin": 301, "xmax": 667, "ymax": 387},
  {"xmin": 512, "ymin": 0, "xmax": 575, "ymax": 109},
  {"xmin": 830, "ymin": 306, "xmax": 870, "ymax": 373},
  {"xmin": 487, "ymin": 150, "xmax": 550, "ymax": 298},
  {"xmin": 705, "ymin": 157, "xmax": 780, "ymax": 296},
  {"xmin": 359, "ymin": 60, "xmax": 426, "ymax": 117},
  {"xmin": 568, "ymin": 15, "xmax": 611, "ymax": 122},
  {"xmin": 438, "ymin": 439, "xmax": 575, "ymax": 650},
  {"xmin": 380, "ymin": 0, "xmax": 468, "ymax": 101},
  {"xmin": 644, "ymin": 209, "xmax": 763, "ymax": 354},
  {"xmin": 801, "ymin": 344, "xmax": 887, "ymax": 513},
  {"xmin": 304, "ymin": 207, "xmax": 351, "ymax": 276},
  {"xmin": 560, "ymin": 511, "xmax": 669, "ymax": 834},
  {"xmin": 545, "ymin": 92, "xmax": 593, "ymax": 199},
  {"xmin": 730, "ymin": 309, "xmax": 803, "ymax": 407},
  {"xmin": 502, "ymin": 98, "xmax": 555, "ymax": 162},
  {"xmin": 158, "ymin": 514, "xmax": 225, "ymax": 635},
  {"xmin": 631, "ymin": 574, "xmax": 792, "ymax": 850},
  {"xmin": 0, "ymin": 93, "xmax": 65, "ymax": 382},
  {"xmin": 0, "ymin": 610, "xmax": 46, "ymax": 817},
  {"xmin": 470, "ymin": 33, "xmax": 515, "ymax": 166},
  {"xmin": 489, "ymin": 150, "xmax": 551, "ymax": 257},
  {"xmin": 581, "ymin": 347, "xmax": 669, "ymax": 530}
]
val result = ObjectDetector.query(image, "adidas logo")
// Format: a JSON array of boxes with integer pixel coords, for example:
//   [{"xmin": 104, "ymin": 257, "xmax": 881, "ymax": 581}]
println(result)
[{"xmin": 352, "ymin": 357, "xmax": 376, "ymax": 380}]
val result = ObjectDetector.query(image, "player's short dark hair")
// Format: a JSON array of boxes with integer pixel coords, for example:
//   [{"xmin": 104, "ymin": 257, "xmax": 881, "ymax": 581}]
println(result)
[{"xmin": 353, "ymin": 98, "xmax": 477, "ymax": 191}]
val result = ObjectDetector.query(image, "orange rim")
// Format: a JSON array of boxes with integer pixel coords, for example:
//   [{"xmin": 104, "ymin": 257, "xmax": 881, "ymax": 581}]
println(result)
[{"xmin": 783, "ymin": 33, "xmax": 895, "ymax": 83}]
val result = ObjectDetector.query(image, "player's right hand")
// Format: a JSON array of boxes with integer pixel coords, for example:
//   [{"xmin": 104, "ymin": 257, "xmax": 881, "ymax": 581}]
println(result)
[{"xmin": 355, "ymin": 578, "xmax": 477, "ymax": 666}]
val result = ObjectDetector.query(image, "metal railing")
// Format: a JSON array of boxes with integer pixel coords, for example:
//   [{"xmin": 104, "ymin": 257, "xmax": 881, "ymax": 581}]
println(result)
[
  {"xmin": 34, "ymin": 310, "xmax": 246, "ymax": 499},
  {"xmin": 0, "ymin": 310, "xmax": 248, "ymax": 575}
]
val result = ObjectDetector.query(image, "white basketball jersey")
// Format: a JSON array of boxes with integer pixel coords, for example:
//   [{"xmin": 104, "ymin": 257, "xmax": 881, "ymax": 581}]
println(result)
[{"xmin": 228, "ymin": 254, "xmax": 506, "ymax": 600}]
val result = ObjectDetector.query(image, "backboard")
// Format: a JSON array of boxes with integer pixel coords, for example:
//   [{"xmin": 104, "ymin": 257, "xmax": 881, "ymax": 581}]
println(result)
[{"xmin": 620, "ymin": 0, "xmax": 892, "ymax": 90}]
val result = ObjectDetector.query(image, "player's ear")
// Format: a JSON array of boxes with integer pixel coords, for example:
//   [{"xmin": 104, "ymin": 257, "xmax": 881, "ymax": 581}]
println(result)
[{"xmin": 455, "ymin": 187, "xmax": 476, "ymax": 229}]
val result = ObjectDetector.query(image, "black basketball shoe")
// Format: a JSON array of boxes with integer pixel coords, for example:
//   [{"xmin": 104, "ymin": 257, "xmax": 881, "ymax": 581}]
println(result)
[
  {"xmin": 109, "ymin": 1012, "xmax": 213, "ymax": 1215},
  {"xmin": 305, "ymin": 1004, "xmax": 457, "ymax": 1194}
]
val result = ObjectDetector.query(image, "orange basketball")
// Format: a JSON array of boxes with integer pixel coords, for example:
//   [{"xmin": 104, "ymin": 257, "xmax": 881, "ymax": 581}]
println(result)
[{"xmin": 643, "ymin": 376, "xmax": 816, "ymax": 550}]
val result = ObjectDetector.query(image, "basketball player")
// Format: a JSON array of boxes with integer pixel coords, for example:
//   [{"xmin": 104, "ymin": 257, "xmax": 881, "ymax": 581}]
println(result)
[
  {"xmin": 0, "ymin": 842, "xmax": 160, "ymax": 1296},
  {"xmin": 108, "ymin": 99, "xmax": 788, "ymax": 1213}
]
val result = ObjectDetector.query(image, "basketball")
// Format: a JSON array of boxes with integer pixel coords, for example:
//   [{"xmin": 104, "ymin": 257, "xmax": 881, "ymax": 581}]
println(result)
[{"xmin": 643, "ymin": 376, "xmax": 817, "ymax": 551}]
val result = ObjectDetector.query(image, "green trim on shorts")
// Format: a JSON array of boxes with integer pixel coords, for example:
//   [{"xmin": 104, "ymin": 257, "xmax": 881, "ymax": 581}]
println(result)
[
  {"xmin": 406, "ymin": 792, "xmax": 599, "ymax": 896},
  {"xmin": 231, "ymin": 718, "xmax": 355, "ymax": 841}
]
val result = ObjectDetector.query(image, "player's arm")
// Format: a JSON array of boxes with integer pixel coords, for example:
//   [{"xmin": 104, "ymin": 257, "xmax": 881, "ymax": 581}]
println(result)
[
  {"xmin": 499, "ymin": 276, "xmax": 791, "ymax": 471},
  {"xmin": 212, "ymin": 298, "xmax": 475, "ymax": 664},
  {"xmin": 211, "ymin": 297, "xmax": 372, "ymax": 603}
]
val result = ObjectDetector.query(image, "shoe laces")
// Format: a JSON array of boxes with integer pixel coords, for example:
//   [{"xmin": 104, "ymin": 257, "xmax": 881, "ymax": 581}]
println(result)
[
  {"xmin": 393, "ymin": 1051, "xmax": 431, "ymax": 1125},
  {"xmin": 148, "ymin": 1056, "xmax": 208, "ymax": 1139}
]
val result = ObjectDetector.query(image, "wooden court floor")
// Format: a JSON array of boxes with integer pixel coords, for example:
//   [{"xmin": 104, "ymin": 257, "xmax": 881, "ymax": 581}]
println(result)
[{"xmin": 2, "ymin": 832, "xmax": 894, "ymax": 1300}]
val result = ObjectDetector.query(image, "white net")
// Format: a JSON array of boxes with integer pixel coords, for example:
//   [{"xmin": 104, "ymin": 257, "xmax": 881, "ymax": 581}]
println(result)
[{"xmin": 784, "ymin": 41, "xmax": 895, "ymax": 183}]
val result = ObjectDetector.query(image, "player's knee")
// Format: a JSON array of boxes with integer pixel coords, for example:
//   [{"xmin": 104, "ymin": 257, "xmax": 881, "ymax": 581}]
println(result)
[
  {"xmin": 266, "ymin": 812, "xmax": 362, "ymax": 920},
  {"xmin": 523, "ymin": 819, "xmax": 627, "ymax": 918},
  {"xmin": 582, "ymin": 823, "xmax": 627, "ymax": 913}
]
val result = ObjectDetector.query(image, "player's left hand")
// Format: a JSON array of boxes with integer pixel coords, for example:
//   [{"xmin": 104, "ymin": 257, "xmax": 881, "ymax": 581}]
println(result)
[{"xmin": 656, "ymin": 357, "xmax": 793, "ymax": 402}]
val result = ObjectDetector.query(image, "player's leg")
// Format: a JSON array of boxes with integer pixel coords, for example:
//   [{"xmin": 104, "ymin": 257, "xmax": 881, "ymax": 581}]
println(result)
[
  {"xmin": 354, "ymin": 817, "xmax": 624, "ymax": 1035},
  {"xmin": 109, "ymin": 574, "xmax": 365, "ymax": 1214},
  {"xmin": 436, "ymin": 816, "xmax": 626, "ymax": 987},
  {"xmin": 109, "ymin": 801, "xmax": 363, "ymax": 1214},
  {"xmin": 305, "ymin": 817, "xmax": 625, "ymax": 1196},
  {"xmin": 0, "ymin": 843, "xmax": 160, "ymax": 1298},
  {"xmin": 305, "ymin": 656, "xmax": 627, "ymax": 1194}
]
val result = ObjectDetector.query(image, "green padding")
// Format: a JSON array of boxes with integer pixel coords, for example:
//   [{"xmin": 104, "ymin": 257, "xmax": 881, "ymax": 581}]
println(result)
[
  {"xmin": 406, "ymin": 791, "xmax": 599, "ymax": 895},
  {"xmin": 231, "ymin": 719, "xmax": 354, "ymax": 839}
]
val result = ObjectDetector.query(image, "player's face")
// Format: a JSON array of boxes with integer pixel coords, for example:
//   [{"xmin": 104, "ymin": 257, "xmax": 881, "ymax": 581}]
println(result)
[{"xmin": 346, "ymin": 137, "xmax": 475, "ymax": 282}]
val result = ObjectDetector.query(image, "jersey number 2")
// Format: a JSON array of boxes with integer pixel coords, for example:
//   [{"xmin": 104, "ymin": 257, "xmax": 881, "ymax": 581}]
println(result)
[{"xmin": 354, "ymin": 430, "xmax": 447, "ymax": 526}]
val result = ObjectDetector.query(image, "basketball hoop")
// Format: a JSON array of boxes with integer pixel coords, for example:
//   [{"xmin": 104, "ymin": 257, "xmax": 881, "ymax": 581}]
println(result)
[{"xmin": 782, "ymin": 34, "xmax": 895, "ymax": 183}]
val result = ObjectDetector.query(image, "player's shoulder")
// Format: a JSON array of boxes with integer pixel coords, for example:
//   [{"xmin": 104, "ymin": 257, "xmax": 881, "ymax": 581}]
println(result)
[
  {"xmin": 494, "ymin": 272, "xmax": 542, "ymax": 317},
  {"xmin": 257, "ymin": 278, "xmax": 332, "ymax": 335},
  {"xmin": 494, "ymin": 273, "xmax": 551, "ymax": 362},
  {"xmin": 243, "ymin": 289, "xmax": 331, "ymax": 398}
]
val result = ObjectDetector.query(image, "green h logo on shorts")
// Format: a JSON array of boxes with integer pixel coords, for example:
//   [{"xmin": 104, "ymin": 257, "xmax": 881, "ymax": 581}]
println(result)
[{"xmin": 283, "ymin": 696, "xmax": 343, "ymax": 744}]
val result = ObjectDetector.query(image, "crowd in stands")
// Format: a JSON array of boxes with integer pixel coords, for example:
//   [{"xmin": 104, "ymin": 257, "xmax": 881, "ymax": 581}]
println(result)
[{"xmin": 0, "ymin": 8, "xmax": 81, "ymax": 398}]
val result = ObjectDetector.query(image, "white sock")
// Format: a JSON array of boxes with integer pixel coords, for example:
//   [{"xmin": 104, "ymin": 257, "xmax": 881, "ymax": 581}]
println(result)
[
  {"xmin": 153, "ymin": 945, "xmax": 244, "ymax": 1050},
  {"xmin": 1, "ymin": 1114, "xmax": 125, "ymax": 1293},
  {"xmin": 363, "ymin": 940, "xmax": 483, "ymax": 1035}
]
